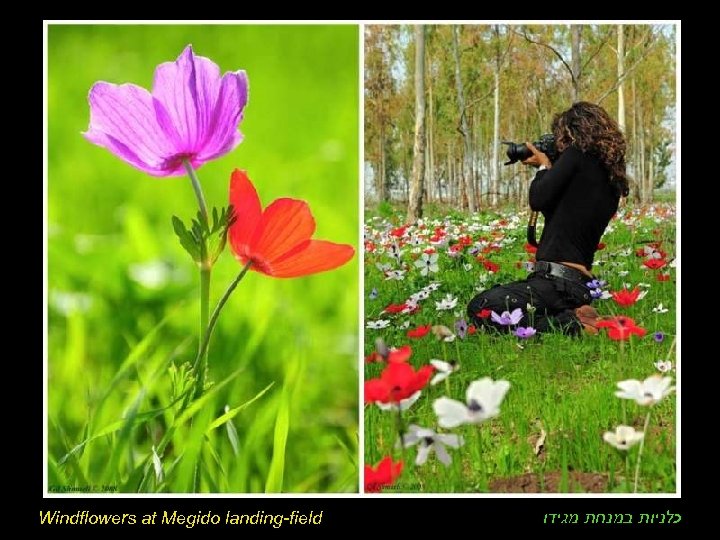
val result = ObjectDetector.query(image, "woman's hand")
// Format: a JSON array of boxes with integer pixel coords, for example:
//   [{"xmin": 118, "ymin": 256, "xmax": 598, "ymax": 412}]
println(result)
[{"xmin": 522, "ymin": 142, "xmax": 552, "ymax": 169}]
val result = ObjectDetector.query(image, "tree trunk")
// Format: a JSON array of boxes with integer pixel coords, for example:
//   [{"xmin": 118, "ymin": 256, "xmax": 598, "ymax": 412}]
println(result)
[
  {"xmin": 407, "ymin": 25, "xmax": 426, "ymax": 223},
  {"xmin": 378, "ymin": 126, "xmax": 386, "ymax": 201},
  {"xmin": 427, "ymin": 58, "xmax": 435, "ymax": 203},
  {"xmin": 451, "ymin": 25, "xmax": 476, "ymax": 213},
  {"xmin": 617, "ymin": 25, "xmax": 626, "ymax": 133},
  {"xmin": 639, "ymin": 100, "xmax": 646, "ymax": 203},
  {"xmin": 631, "ymin": 76, "xmax": 638, "ymax": 189},
  {"xmin": 446, "ymin": 146, "xmax": 452, "ymax": 204},
  {"xmin": 571, "ymin": 25, "xmax": 582, "ymax": 102},
  {"xmin": 648, "ymin": 145, "xmax": 654, "ymax": 202},
  {"xmin": 491, "ymin": 67, "xmax": 500, "ymax": 207}
]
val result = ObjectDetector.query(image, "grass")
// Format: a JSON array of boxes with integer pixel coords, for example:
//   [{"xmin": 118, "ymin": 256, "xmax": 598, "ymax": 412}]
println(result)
[
  {"xmin": 364, "ymin": 203, "xmax": 676, "ymax": 493},
  {"xmin": 47, "ymin": 24, "xmax": 359, "ymax": 493}
]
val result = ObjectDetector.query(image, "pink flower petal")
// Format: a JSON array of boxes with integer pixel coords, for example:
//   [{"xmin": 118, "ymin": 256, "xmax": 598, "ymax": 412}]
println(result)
[
  {"xmin": 151, "ymin": 45, "xmax": 221, "ymax": 152},
  {"xmin": 83, "ymin": 82, "xmax": 177, "ymax": 176},
  {"xmin": 198, "ymin": 70, "xmax": 249, "ymax": 161}
]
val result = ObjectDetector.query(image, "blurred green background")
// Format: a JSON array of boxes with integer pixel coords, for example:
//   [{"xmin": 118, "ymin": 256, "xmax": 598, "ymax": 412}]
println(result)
[{"xmin": 48, "ymin": 25, "xmax": 359, "ymax": 492}]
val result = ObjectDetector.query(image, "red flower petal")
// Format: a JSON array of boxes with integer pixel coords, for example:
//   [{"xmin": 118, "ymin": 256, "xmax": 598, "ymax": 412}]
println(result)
[
  {"xmin": 365, "ymin": 457, "xmax": 403, "ymax": 492},
  {"xmin": 610, "ymin": 288, "xmax": 641, "ymax": 307},
  {"xmin": 364, "ymin": 379, "xmax": 387, "ymax": 403},
  {"xmin": 407, "ymin": 325, "xmax": 431, "ymax": 338},
  {"xmin": 253, "ymin": 198, "xmax": 316, "ymax": 263},
  {"xmin": 227, "ymin": 170, "xmax": 353, "ymax": 279},
  {"xmin": 597, "ymin": 316, "xmax": 646, "ymax": 340},
  {"xmin": 643, "ymin": 258, "xmax": 666, "ymax": 270},
  {"xmin": 268, "ymin": 240, "xmax": 354, "ymax": 278},
  {"xmin": 228, "ymin": 169, "xmax": 262, "ymax": 260}
]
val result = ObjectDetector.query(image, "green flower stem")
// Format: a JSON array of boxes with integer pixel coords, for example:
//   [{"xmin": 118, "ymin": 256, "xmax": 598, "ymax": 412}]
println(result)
[
  {"xmin": 193, "ymin": 261, "xmax": 253, "ymax": 388},
  {"xmin": 183, "ymin": 161, "xmax": 209, "ymax": 226},
  {"xmin": 181, "ymin": 160, "xmax": 213, "ymax": 401},
  {"xmin": 633, "ymin": 409, "xmax": 652, "ymax": 493},
  {"xmin": 396, "ymin": 407, "xmax": 406, "ymax": 463},
  {"xmin": 195, "ymin": 264, "xmax": 211, "ymax": 397},
  {"xmin": 624, "ymin": 453, "xmax": 630, "ymax": 492}
]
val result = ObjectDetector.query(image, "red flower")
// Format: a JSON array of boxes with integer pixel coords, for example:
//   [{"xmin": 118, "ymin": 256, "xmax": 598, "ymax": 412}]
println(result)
[
  {"xmin": 597, "ymin": 242, "xmax": 606, "ymax": 250},
  {"xmin": 364, "ymin": 362, "xmax": 434, "ymax": 404},
  {"xmin": 457, "ymin": 235, "xmax": 473, "ymax": 246},
  {"xmin": 482, "ymin": 260, "xmax": 500, "ymax": 273},
  {"xmin": 364, "ymin": 240, "xmax": 376, "ymax": 253},
  {"xmin": 467, "ymin": 325, "xmax": 477, "ymax": 335},
  {"xmin": 423, "ymin": 247, "xmax": 436, "ymax": 255},
  {"xmin": 643, "ymin": 258, "xmax": 666, "ymax": 270},
  {"xmin": 611, "ymin": 287, "xmax": 641, "ymax": 307},
  {"xmin": 407, "ymin": 325, "xmax": 431, "ymax": 339},
  {"xmin": 383, "ymin": 303, "xmax": 407, "ymax": 314},
  {"xmin": 365, "ymin": 457, "xmax": 403, "ymax": 493},
  {"xmin": 656, "ymin": 273, "xmax": 671, "ymax": 282},
  {"xmin": 365, "ymin": 351, "xmax": 383, "ymax": 363},
  {"xmin": 390, "ymin": 226, "xmax": 407, "ymax": 238},
  {"xmin": 477, "ymin": 309, "xmax": 492, "ymax": 319},
  {"xmin": 596, "ymin": 316, "xmax": 647, "ymax": 340},
  {"xmin": 524, "ymin": 243, "xmax": 538, "ymax": 254},
  {"xmin": 228, "ymin": 170, "xmax": 354, "ymax": 278}
]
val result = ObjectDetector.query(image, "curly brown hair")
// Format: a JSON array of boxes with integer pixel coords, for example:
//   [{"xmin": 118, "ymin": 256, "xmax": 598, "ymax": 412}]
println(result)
[{"xmin": 552, "ymin": 102, "xmax": 629, "ymax": 197}]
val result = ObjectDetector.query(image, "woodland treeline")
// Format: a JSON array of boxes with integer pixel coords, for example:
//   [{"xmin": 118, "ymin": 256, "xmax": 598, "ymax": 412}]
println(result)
[{"xmin": 364, "ymin": 24, "xmax": 676, "ymax": 219}]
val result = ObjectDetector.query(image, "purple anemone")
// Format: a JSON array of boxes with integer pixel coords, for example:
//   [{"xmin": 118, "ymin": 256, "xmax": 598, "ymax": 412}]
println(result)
[
  {"xmin": 84, "ymin": 45, "xmax": 249, "ymax": 176},
  {"xmin": 491, "ymin": 308, "xmax": 523, "ymax": 326}
]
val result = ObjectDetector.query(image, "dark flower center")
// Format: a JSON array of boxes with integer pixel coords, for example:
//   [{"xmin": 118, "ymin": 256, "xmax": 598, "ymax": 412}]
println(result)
[
  {"xmin": 467, "ymin": 399, "xmax": 483, "ymax": 412},
  {"xmin": 163, "ymin": 152, "xmax": 196, "ymax": 170},
  {"xmin": 422, "ymin": 436, "xmax": 435, "ymax": 446}
]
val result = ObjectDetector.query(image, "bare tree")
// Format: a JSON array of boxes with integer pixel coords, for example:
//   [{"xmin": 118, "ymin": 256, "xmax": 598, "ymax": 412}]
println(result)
[
  {"xmin": 617, "ymin": 25, "xmax": 626, "ymax": 132},
  {"xmin": 451, "ymin": 26, "xmax": 476, "ymax": 213},
  {"xmin": 491, "ymin": 25, "xmax": 502, "ymax": 207},
  {"xmin": 571, "ymin": 25, "xmax": 582, "ymax": 101},
  {"xmin": 407, "ymin": 25, "xmax": 426, "ymax": 223}
]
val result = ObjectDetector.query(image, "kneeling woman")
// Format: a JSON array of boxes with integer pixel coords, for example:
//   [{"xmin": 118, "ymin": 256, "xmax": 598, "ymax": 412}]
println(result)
[{"xmin": 467, "ymin": 102, "xmax": 629, "ymax": 335}]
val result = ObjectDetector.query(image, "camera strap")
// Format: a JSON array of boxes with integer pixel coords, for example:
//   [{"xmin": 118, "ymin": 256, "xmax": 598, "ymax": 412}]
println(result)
[{"xmin": 527, "ymin": 210, "xmax": 541, "ymax": 247}]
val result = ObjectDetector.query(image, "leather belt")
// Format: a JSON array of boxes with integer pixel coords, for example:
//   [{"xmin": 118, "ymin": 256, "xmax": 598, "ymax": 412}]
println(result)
[{"xmin": 533, "ymin": 261, "xmax": 591, "ymax": 285}]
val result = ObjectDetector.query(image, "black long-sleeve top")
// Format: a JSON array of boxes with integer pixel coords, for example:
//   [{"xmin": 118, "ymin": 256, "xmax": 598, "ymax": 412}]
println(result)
[{"xmin": 529, "ymin": 146, "xmax": 620, "ymax": 270}]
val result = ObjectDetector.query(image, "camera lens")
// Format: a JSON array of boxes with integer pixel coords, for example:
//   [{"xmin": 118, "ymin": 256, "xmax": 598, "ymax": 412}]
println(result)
[{"xmin": 503, "ymin": 142, "xmax": 532, "ymax": 165}]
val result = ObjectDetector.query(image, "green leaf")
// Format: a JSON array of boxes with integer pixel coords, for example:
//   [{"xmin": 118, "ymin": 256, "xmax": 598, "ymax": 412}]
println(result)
[
  {"xmin": 205, "ymin": 382, "xmax": 275, "ymax": 434},
  {"xmin": 265, "ymin": 390, "xmax": 290, "ymax": 493},
  {"xmin": 226, "ymin": 413, "xmax": 240, "ymax": 457},
  {"xmin": 151, "ymin": 445, "xmax": 164, "ymax": 484},
  {"xmin": 174, "ymin": 367, "xmax": 245, "ymax": 427},
  {"xmin": 172, "ymin": 215, "xmax": 200, "ymax": 261}
]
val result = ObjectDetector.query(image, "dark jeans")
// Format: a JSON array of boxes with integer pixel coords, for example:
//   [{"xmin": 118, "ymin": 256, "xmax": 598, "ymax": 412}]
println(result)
[{"xmin": 467, "ymin": 272, "xmax": 593, "ymax": 336}]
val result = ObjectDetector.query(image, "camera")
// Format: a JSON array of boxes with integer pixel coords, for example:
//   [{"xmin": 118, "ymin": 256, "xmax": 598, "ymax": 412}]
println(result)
[{"xmin": 502, "ymin": 134, "xmax": 558, "ymax": 165}]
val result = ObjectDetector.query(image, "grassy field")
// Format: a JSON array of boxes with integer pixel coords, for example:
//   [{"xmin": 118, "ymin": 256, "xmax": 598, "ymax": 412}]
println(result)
[
  {"xmin": 47, "ymin": 25, "xmax": 359, "ymax": 493},
  {"xmin": 364, "ymin": 203, "xmax": 676, "ymax": 493}
]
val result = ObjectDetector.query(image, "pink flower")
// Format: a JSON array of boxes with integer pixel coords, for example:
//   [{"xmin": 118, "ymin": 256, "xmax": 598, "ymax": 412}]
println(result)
[{"xmin": 84, "ymin": 45, "xmax": 248, "ymax": 176}]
